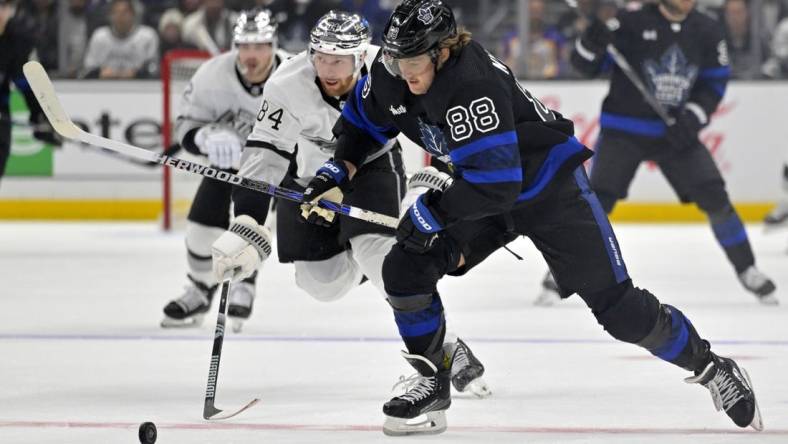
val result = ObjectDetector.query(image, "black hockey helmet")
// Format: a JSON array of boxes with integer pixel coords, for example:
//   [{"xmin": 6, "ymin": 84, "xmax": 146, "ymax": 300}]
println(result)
[{"xmin": 381, "ymin": 0, "xmax": 457, "ymax": 76}]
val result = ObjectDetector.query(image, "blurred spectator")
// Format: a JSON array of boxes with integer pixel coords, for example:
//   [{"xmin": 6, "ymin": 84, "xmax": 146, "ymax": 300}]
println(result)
[
  {"xmin": 82, "ymin": 0, "xmax": 159, "ymax": 78},
  {"xmin": 58, "ymin": 0, "xmax": 90, "ymax": 78},
  {"xmin": 264, "ymin": 0, "xmax": 340, "ymax": 53},
  {"xmin": 763, "ymin": 17, "xmax": 788, "ymax": 77},
  {"xmin": 181, "ymin": 0, "xmax": 237, "ymax": 53},
  {"xmin": 339, "ymin": 0, "xmax": 395, "ymax": 40},
  {"xmin": 158, "ymin": 8, "xmax": 196, "ymax": 57},
  {"xmin": 21, "ymin": 0, "xmax": 59, "ymax": 71},
  {"xmin": 754, "ymin": 0, "xmax": 788, "ymax": 42},
  {"xmin": 723, "ymin": 0, "xmax": 770, "ymax": 79},
  {"xmin": 501, "ymin": 0, "xmax": 562, "ymax": 79}
]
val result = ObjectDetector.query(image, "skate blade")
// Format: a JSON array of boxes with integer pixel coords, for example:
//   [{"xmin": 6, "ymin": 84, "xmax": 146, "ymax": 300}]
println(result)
[
  {"xmin": 740, "ymin": 368, "xmax": 764, "ymax": 431},
  {"xmin": 463, "ymin": 377, "xmax": 492, "ymax": 399},
  {"xmin": 383, "ymin": 410, "xmax": 447, "ymax": 436},
  {"xmin": 757, "ymin": 293, "xmax": 779, "ymax": 306},
  {"xmin": 533, "ymin": 288, "xmax": 560, "ymax": 307},
  {"xmin": 160, "ymin": 314, "xmax": 205, "ymax": 329}
]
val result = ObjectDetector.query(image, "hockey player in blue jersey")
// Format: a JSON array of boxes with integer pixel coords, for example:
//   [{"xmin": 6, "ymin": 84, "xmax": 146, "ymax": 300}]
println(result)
[
  {"xmin": 560, "ymin": 0, "xmax": 777, "ymax": 306},
  {"xmin": 299, "ymin": 0, "xmax": 763, "ymax": 436}
]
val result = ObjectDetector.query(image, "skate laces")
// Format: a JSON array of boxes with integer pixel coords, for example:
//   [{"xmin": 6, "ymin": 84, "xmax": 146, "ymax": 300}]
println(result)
[
  {"xmin": 708, "ymin": 363, "xmax": 746, "ymax": 412},
  {"xmin": 177, "ymin": 284, "xmax": 209, "ymax": 311},
  {"xmin": 451, "ymin": 344, "xmax": 470, "ymax": 376},
  {"xmin": 739, "ymin": 267, "xmax": 767, "ymax": 288},
  {"xmin": 229, "ymin": 283, "xmax": 254, "ymax": 307},
  {"xmin": 391, "ymin": 373, "xmax": 435, "ymax": 403}
]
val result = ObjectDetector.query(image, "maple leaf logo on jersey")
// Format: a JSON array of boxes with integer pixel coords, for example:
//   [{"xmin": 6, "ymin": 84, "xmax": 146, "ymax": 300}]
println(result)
[
  {"xmin": 643, "ymin": 44, "xmax": 698, "ymax": 108},
  {"xmin": 417, "ymin": 117, "xmax": 450, "ymax": 163},
  {"xmin": 417, "ymin": 7, "xmax": 435, "ymax": 25}
]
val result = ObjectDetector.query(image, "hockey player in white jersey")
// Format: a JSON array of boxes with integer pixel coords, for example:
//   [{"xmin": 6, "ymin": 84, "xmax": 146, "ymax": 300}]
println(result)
[
  {"xmin": 211, "ymin": 10, "xmax": 491, "ymax": 398},
  {"xmin": 161, "ymin": 8, "xmax": 290, "ymax": 331}
]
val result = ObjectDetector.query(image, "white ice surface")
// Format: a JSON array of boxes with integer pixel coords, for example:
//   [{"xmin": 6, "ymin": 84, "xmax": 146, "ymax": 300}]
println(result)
[{"xmin": 1, "ymin": 222, "xmax": 786, "ymax": 443}]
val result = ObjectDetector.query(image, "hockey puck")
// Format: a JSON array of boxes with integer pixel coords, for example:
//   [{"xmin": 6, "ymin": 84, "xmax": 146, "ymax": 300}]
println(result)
[{"xmin": 138, "ymin": 421, "xmax": 157, "ymax": 444}]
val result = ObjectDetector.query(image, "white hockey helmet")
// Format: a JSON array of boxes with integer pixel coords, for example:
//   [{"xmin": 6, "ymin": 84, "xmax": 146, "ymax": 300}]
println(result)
[
  {"xmin": 233, "ymin": 8, "xmax": 277, "ymax": 45},
  {"xmin": 309, "ymin": 10, "xmax": 371, "ymax": 72}
]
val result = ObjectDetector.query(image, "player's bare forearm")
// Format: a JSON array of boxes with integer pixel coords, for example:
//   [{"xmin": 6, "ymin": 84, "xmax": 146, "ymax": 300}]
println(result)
[{"xmin": 342, "ymin": 160, "xmax": 358, "ymax": 180}]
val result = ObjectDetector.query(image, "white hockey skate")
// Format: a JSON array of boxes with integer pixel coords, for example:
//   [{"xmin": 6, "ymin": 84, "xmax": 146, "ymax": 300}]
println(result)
[
  {"xmin": 384, "ymin": 352, "xmax": 450, "ymax": 436},
  {"xmin": 763, "ymin": 203, "xmax": 788, "ymax": 232},
  {"xmin": 737, "ymin": 266, "xmax": 778, "ymax": 305},
  {"xmin": 533, "ymin": 271, "xmax": 561, "ymax": 306},
  {"xmin": 160, "ymin": 278, "xmax": 217, "ymax": 328},
  {"xmin": 447, "ymin": 338, "xmax": 491, "ymax": 398},
  {"xmin": 227, "ymin": 281, "xmax": 256, "ymax": 333}
]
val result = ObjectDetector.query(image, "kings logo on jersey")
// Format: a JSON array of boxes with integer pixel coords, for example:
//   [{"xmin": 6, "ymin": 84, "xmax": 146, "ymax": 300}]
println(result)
[
  {"xmin": 417, "ymin": 117, "xmax": 450, "ymax": 162},
  {"xmin": 643, "ymin": 44, "xmax": 698, "ymax": 108}
]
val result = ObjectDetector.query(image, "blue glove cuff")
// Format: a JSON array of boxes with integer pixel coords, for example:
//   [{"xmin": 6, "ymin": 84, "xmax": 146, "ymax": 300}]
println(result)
[
  {"xmin": 408, "ymin": 194, "xmax": 443, "ymax": 233},
  {"xmin": 317, "ymin": 160, "xmax": 348, "ymax": 184}
]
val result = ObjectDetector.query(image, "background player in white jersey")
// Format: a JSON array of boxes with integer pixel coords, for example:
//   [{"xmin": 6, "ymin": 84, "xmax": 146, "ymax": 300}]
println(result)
[
  {"xmin": 210, "ymin": 10, "xmax": 491, "ymax": 397},
  {"xmin": 161, "ymin": 8, "xmax": 290, "ymax": 330},
  {"xmin": 763, "ymin": 154, "xmax": 788, "ymax": 238}
]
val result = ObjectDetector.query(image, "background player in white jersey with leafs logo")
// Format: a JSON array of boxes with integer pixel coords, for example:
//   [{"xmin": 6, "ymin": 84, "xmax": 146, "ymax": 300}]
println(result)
[
  {"xmin": 210, "ymin": 10, "xmax": 491, "ymax": 398},
  {"xmin": 160, "ymin": 8, "xmax": 290, "ymax": 331}
]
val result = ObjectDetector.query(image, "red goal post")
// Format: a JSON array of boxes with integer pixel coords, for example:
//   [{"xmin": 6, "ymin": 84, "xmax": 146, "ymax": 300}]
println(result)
[{"xmin": 161, "ymin": 49, "xmax": 212, "ymax": 230}]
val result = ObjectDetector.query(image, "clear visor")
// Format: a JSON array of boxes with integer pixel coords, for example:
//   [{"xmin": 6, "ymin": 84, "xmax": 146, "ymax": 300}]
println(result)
[
  {"xmin": 382, "ymin": 51, "xmax": 434, "ymax": 79},
  {"xmin": 309, "ymin": 50, "xmax": 358, "ymax": 79}
]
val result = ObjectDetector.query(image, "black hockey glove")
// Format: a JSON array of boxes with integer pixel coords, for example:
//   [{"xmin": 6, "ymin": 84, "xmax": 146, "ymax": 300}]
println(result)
[
  {"xmin": 397, "ymin": 190, "xmax": 447, "ymax": 254},
  {"xmin": 581, "ymin": 19, "xmax": 614, "ymax": 55},
  {"xmin": 30, "ymin": 112, "xmax": 62, "ymax": 147},
  {"xmin": 664, "ymin": 109, "xmax": 703, "ymax": 151},
  {"xmin": 300, "ymin": 160, "xmax": 348, "ymax": 227}
]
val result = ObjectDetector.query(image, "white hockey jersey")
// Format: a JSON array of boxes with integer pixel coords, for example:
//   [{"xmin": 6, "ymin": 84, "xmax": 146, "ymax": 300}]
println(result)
[
  {"xmin": 175, "ymin": 49, "xmax": 291, "ymax": 150},
  {"xmin": 240, "ymin": 46, "xmax": 394, "ymax": 188}
]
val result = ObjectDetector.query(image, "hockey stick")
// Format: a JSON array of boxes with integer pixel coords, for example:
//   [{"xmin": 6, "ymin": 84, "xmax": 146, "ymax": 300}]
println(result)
[
  {"xmin": 203, "ymin": 276, "xmax": 260, "ymax": 420},
  {"xmin": 605, "ymin": 43, "xmax": 676, "ymax": 126},
  {"xmin": 22, "ymin": 61, "xmax": 398, "ymax": 229}
]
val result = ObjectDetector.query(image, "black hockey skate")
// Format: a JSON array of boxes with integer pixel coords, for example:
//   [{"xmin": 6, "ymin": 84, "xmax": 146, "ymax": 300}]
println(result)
[
  {"xmin": 383, "ymin": 352, "xmax": 451, "ymax": 436},
  {"xmin": 227, "ymin": 281, "xmax": 255, "ymax": 333},
  {"xmin": 685, "ymin": 353, "xmax": 763, "ymax": 431},
  {"xmin": 447, "ymin": 338, "xmax": 491, "ymax": 398},
  {"xmin": 533, "ymin": 271, "xmax": 561, "ymax": 306},
  {"xmin": 737, "ymin": 266, "xmax": 778, "ymax": 305},
  {"xmin": 763, "ymin": 205, "xmax": 788, "ymax": 231},
  {"xmin": 160, "ymin": 276, "xmax": 217, "ymax": 328}
]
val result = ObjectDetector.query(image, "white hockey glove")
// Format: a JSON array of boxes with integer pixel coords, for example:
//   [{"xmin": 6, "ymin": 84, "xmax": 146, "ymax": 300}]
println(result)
[
  {"xmin": 400, "ymin": 166, "xmax": 454, "ymax": 216},
  {"xmin": 194, "ymin": 125, "xmax": 243, "ymax": 170},
  {"xmin": 212, "ymin": 215, "xmax": 272, "ymax": 282}
]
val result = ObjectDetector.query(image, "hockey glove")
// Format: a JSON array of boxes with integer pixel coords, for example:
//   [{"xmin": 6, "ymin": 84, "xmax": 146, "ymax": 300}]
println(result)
[
  {"xmin": 195, "ymin": 124, "xmax": 243, "ymax": 170},
  {"xmin": 396, "ymin": 190, "xmax": 447, "ymax": 254},
  {"xmin": 30, "ymin": 112, "xmax": 62, "ymax": 146},
  {"xmin": 212, "ymin": 215, "xmax": 272, "ymax": 282},
  {"xmin": 580, "ymin": 18, "xmax": 614, "ymax": 56},
  {"xmin": 664, "ymin": 109, "xmax": 703, "ymax": 151},
  {"xmin": 300, "ymin": 160, "xmax": 348, "ymax": 227}
]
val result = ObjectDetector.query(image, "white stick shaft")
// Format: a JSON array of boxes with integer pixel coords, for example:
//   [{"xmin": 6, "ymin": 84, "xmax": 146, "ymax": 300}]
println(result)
[{"xmin": 22, "ymin": 61, "xmax": 399, "ymax": 229}]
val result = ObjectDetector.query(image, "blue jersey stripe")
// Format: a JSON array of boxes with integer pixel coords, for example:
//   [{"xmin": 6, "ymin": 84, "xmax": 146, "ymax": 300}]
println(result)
[
  {"xmin": 699, "ymin": 66, "xmax": 731, "ymax": 79},
  {"xmin": 463, "ymin": 167, "xmax": 523, "ymax": 184},
  {"xmin": 517, "ymin": 137, "xmax": 586, "ymax": 202},
  {"xmin": 573, "ymin": 167, "xmax": 630, "ymax": 283},
  {"xmin": 392, "ymin": 297, "xmax": 443, "ymax": 338},
  {"xmin": 712, "ymin": 214, "xmax": 749, "ymax": 247},
  {"xmin": 651, "ymin": 307, "xmax": 690, "ymax": 362},
  {"xmin": 341, "ymin": 75, "xmax": 392, "ymax": 145},
  {"xmin": 600, "ymin": 112, "xmax": 666, "ymax": 137},
  {"xmin": 450, "ymin": 131, "xmax": 518, "ymax": 164}
]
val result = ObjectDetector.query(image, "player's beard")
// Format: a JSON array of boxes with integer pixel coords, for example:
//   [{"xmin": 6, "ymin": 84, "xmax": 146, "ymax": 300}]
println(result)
[{"xmin": 319, "ymin": 74, "xmax": 356, "ymax": 97}]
